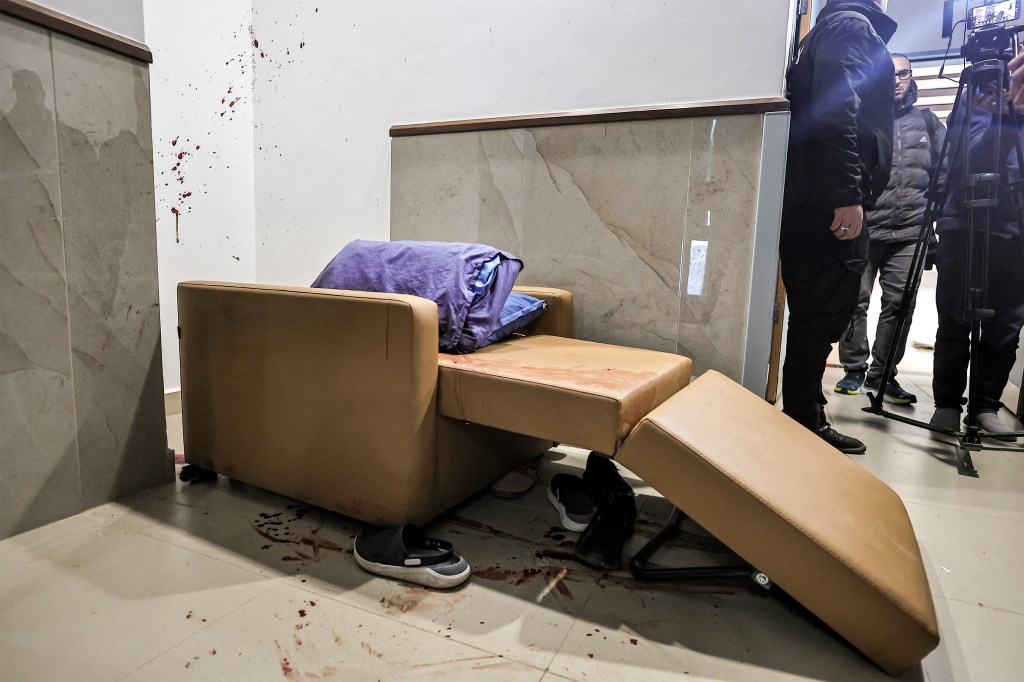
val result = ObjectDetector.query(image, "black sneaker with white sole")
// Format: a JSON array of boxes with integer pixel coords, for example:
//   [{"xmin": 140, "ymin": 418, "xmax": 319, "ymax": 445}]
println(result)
[
  {"xmin": 547, "ymin": 473, "xmax": 597, "ymax": 532},
  {"xmin": 353, "ymin": 524, "xmax": 470, "ymax": 589}
]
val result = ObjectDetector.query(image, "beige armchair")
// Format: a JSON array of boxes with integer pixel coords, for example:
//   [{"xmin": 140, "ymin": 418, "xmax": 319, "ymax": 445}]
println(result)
[{"xmin": 177, "ymin": 280, "xmax": 938, "ymax": 675}]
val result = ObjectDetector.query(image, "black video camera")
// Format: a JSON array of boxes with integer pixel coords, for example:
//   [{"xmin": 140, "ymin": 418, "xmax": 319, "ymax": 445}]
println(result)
[
  {"xmin": 961, "ymin": 23, "xmax": 1023, "ymax": 63},
  {"xmin": 945, "ymin": 0, "xmax": 1023, "ymax": 40}
]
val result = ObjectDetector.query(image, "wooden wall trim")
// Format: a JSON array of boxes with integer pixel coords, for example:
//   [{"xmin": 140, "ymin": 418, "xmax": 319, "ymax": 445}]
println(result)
[
  {"xmin": 390, "ymin": 97, "xmax": 789, "ymax": 137},
  {"xmin": 0, "ymin": 0, "xmax": 152, "ymax": 63}
]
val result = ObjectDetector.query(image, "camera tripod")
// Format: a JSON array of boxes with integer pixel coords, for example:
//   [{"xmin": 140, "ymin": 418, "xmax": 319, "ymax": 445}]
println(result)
[{"xmin": 863, "ymin": 25, "xmax": 1024, "ymax": 477}]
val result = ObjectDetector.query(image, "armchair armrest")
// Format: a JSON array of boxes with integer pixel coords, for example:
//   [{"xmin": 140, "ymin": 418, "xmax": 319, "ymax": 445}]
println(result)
[{"xmin": 511, "ymin": 286, "xmax": 574, "ymax": 338}]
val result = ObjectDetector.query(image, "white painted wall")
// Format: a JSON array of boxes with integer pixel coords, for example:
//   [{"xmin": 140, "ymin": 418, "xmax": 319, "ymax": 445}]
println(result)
[
  {"xmin": 887, "ymin": 0, "xmax": 964, "ymax": 58},
  {"xmin": 146, "ymin": 0, "xmax": 798, "ymax": 390},
  {"xmin": 33, "ymin": 0, "xmax": 145, "ymax": 42},
  {"xmin": 252, "ymin": 0, "xmax": 798, "ymax": 285},
  {"xmin": 144, "ymin": 0, "xmax": 256, "ymax": 391}
]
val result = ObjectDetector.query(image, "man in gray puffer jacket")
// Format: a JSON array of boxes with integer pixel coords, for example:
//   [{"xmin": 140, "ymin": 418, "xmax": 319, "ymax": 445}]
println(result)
[{"xmin": 834, "ymin": 53, "xmax": 945, "ymax": 404}]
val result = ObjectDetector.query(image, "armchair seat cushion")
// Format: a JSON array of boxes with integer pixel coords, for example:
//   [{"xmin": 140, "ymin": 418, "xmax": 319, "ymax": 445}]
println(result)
[{"xmin": 437, "ymin": 334, "xmax": 692, "ymax": 454}]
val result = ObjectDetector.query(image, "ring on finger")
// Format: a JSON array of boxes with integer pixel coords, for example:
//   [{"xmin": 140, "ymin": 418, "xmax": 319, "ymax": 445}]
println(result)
[{"xmin": 839, "ymin": 226, "xmax": 850, "ymax": 235}]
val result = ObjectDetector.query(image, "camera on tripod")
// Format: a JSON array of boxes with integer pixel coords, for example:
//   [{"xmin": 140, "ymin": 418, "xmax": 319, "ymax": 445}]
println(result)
[
  {"xmin": 865, "ymin": 0, "xmax": 1024, "ymax": 476},
  {"xmin": 945, "ymin": 0, "xmax": 1024, "ymax": 63}
]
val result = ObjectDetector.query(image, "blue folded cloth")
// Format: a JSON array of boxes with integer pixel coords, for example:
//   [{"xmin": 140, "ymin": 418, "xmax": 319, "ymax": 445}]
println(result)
[{"xmin": 485, "ymin": 292, "xmax": 547, "ymax": 346}]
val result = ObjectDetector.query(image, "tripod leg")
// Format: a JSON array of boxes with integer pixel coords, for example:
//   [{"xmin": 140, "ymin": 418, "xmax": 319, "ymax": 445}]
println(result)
[{"xmin": 954, "ymin": 446, "xmax": 979, "ymax": 478}]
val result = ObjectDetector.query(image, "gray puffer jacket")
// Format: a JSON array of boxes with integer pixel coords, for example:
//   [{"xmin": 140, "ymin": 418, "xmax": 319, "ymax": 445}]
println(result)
[{"xmin": 865, "ymin": 81, "xmax": 946, "ymax": 242}]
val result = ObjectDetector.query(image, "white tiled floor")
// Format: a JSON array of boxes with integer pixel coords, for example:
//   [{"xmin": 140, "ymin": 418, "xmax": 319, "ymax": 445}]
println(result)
[{"xmin": 2, "ymin": 348, "xmax": 1023, "ymax": 681}]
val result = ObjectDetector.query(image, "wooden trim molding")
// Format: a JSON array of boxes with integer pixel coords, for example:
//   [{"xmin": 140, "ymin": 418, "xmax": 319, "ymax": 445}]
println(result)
[
  {"xmin": 390, "ymin": 97, "xmax": 789, "ymax": 137},
  {"xmin": 0, "ymin": 0, "xmax": 152, "ymax": 63}
]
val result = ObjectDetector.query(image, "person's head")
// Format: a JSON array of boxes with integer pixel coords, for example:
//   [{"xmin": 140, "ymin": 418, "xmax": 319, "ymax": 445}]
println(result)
[{"xmin": 892, "ymin": 54, "xmax": 912, "ymax": 102}]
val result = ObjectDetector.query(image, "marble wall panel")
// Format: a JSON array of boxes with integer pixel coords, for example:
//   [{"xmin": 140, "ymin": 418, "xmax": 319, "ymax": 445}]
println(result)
[
  {"xmin": 520, "ymin": 120, "xmax": 693, "ymax": 354},
  {"xmin": 0, "ymin": 17, "xmax": 81, "ymax": 537},
  {"xmin": 392, "ymin": 129, "xmax": 526, "ymax": 255},
  {"xmin": 389, "ymin": 113, "xmax": 770, "ymax": 385},
  {"xmin": 678, "ymin": 115, "xmax": 764, "ymax": 378},
  {"xmin": 51, "ymin": 35, "xmax": 170, "ymax": 509}
]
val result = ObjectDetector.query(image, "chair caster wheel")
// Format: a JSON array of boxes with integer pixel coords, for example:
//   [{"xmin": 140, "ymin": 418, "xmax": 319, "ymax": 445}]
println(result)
[{"xmin": 179, "ymin": 464, "xmax": 217, "ymax": 484}]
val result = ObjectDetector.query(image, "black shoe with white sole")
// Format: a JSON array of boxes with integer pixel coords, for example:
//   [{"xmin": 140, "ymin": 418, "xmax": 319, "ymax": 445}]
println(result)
[
  {"xmin": 547, "ymin": 473, "xmax": 597, "ymax": 532},
  {"xmin": 353, "ymin": 524, "xmax": 470, "ymax": 589}
]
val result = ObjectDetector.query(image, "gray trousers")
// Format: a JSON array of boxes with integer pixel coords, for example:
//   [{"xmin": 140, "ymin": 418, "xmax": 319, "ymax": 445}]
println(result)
[{"xmin": 838, "ymin": 239, "xmax": 919, "ymax": 379}]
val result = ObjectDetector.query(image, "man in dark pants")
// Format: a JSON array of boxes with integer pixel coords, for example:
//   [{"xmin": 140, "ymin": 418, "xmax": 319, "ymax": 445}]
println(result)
[
  {"xmin": 781, "ymin": 0, "xmax": 897, "ymax": 454},
  {"xmin": 834, "ymin": 54, "xmax": 945, "ymax": 405},
  {"xmin": 929, "ymin": 86, "xmax": 1024, "ymax": 441}
]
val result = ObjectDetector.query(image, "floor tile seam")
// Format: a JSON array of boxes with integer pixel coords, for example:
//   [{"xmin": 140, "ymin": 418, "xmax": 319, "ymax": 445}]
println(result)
[
  {"xmin": 268, "ymin": 576, "xmax": 556, "ymax": 671},
  {"xmin": 902, "ymin": 498, "xmax": 1024, "ymax": 524},
  {"xmin": 542, "ymin": 586, "xmax": 599, "ymax": 676},
  {"xmin": 132, "ymin": 523, "xmax": 288, "ymax": 580},
  {"xmin": 112, "ymin": 587, "xmax": 275, "ymax": 682},
  {"xmin": 936, "ymin": 594, "xmax": 1024, "ymax": 618}
]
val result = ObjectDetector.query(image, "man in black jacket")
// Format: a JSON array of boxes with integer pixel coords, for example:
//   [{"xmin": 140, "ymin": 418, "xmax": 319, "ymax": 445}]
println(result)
[
  {"xmin": 834, "ymin": 55, "xmax": 945, "ymax": 405},
  {"xmin": 781, "ymin": 0, "xmax": 897, "ymax": 454}
]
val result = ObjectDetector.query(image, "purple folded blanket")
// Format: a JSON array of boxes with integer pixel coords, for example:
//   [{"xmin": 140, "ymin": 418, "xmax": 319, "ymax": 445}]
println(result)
[{"xmin": 311, "ymin": 240, "xmax": 523, "ymax": 353}]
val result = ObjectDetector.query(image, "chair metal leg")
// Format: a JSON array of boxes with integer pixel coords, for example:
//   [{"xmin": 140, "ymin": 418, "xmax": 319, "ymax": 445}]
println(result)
[{"xmin": 629, "ymin": 507, "xmax": 771, "ymax": 589}]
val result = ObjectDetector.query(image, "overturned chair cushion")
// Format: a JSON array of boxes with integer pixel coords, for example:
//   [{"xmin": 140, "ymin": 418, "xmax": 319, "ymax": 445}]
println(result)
[
  {"xmin": 437, "ymin": 334, "xmax": 692, "ymax": 455},
  {"xmin": 616, "ymin": 370, "xmax": 940, "ymax": 675}
]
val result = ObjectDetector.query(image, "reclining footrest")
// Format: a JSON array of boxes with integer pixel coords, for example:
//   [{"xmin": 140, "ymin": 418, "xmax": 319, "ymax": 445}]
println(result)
[{"xmin": 615, "ymin": 371, "xmax": 939, "ymax": 676}]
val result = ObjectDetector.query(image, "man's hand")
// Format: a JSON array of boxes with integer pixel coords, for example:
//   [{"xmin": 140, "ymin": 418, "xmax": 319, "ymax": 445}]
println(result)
[
  {"xmin": 1009, "ymin": 52, "xmax": 1024, "ymax": 111},
  {"xmin": 975, "ymin": 81, "xmax": 1009, "ymax": 114},
  {"xmin": 830, "ymin": 205, "xmax": 863, "ymax": 240}
]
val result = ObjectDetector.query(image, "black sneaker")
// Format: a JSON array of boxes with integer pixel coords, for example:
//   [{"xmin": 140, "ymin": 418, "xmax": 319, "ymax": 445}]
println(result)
[
  {"xmin": 547, "ymin": 473, "xmax": 597, "ymax": 532},
  {"xmin": 863, "ymin": 376, "xmax": 917, "ymax": 405},
  {"xmin": 582, "ymin": 451, "xmax": 633, "ymax": 503},
  {"xmin": 813, "ymin": 420, "xmax": 867, "ymax": 455},
  {"xmin": 574, "ymin": 492, "xmax": 637, "ymax": 571}
]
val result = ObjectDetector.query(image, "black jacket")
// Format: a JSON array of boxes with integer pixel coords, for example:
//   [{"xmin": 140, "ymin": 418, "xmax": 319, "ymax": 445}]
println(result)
[
  {"xmin": 784, "ymin": 1, "xmax": 897, "ymax": 212},
  {"xmin": 865, "ymin": 81, "xmax": 947, "ymax": 241}
]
